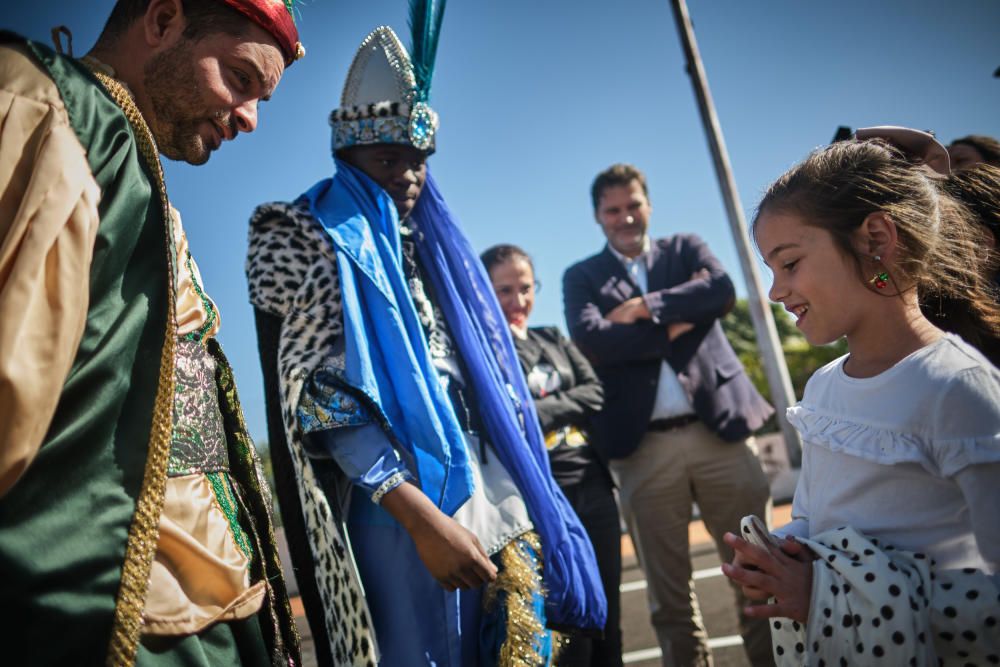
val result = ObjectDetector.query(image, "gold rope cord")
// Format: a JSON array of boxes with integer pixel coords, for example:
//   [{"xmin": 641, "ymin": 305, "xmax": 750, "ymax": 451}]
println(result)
[
  {"xmin": 484, "ymin": 531, "xmax": 550, "ymax": 666},
  {"xmin": 84, "ymin": 67, "xmax": 178, "ymax": 667}
]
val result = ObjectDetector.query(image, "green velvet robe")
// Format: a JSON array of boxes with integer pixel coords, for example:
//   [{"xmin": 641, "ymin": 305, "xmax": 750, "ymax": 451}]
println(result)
[{"xmin": 0, "ymin": 35, "xmax": 297, "ymax": 666}]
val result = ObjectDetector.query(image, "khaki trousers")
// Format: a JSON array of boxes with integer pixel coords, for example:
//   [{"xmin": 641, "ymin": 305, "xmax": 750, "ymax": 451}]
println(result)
[{"xmin": 610, "ymin": 421, "xmax": 774, "ymax": 667}]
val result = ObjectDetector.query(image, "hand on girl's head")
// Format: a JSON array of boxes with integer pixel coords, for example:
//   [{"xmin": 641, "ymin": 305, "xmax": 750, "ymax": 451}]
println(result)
[{"xmin": 722, "ymin": 532, "xmax": 815, "ymax": 623}]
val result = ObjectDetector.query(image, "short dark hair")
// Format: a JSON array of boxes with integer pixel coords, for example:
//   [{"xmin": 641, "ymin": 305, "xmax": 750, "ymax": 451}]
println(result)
[
  {"xmin": 950, "ymin": 135, "xmax": 1000, "ymax": 167},
  {"xmin": 590, "ymin": 163, "xmax": 649, "ymax": 211},
  {"xmin": 480, "ymin": 244, "xmax": 533, "ymax": 275},
  {"xmin": 98, "ymin": 0, "xmax": 250, "ymax": 46}
]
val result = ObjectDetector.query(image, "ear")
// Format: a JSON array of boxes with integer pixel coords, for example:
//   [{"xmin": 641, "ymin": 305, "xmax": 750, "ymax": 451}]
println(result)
[
  {"xmin": 143, "ymin": 0, "xmax": 186, "ymax": 49},
  {"xmin": 855, "ymin": 211, "xmax": 898, "ymax": 263}
]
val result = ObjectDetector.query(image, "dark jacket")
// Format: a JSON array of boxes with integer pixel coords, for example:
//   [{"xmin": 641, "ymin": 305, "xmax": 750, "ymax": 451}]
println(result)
[
  {"xmin": 563, "ymin": 234, "xmax": 773, "ymax": 460},
  {"xmin": 514, "ymin": 327, "xmax": 615, "ymax": 478},
  {"xmin": 514, "ymin": 326, "xmax": 604, "ymax": 434}
]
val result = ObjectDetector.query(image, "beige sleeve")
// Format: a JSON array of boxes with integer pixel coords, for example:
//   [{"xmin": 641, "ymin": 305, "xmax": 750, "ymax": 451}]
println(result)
[{"xmin": 0, "ymin": 45, "xmax": 101, "ymax": 497}]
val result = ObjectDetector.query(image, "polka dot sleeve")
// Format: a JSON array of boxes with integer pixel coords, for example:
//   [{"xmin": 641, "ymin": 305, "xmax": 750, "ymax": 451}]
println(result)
[{"xmin": 770, "ymin": 526, "xmax": 1000, "ymax": 666}]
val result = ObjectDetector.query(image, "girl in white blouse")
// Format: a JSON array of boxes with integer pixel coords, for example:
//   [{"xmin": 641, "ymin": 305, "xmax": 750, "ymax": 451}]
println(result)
[{"xmin": 722, "ymin": 127, "xmax": 1000, "ymax": 665}]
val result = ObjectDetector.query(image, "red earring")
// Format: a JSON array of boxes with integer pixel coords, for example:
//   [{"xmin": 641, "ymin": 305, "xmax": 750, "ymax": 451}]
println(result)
[{"xmin": 869, "ymin": 255, "xmax": 888, "ymax": 289}]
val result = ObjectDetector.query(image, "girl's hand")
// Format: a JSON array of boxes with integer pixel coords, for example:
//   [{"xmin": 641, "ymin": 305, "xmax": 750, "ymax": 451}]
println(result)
[
  {"xmin": 776, "ymin": 535, "xmax": 813, "ymax": 562},
  {"xmin": 722, "ymin": 532, "xmax": 816, "ymax": 623},
  {"xmin": 727, "ymin": 539, "xmax": 771, "ymax": 601}
]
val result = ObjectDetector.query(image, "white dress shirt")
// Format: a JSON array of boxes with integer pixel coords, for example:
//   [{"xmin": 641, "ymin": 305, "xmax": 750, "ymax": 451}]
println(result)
[{"xmin": 608, "ymin": 240, "xmax": 695, "ymax": 420}]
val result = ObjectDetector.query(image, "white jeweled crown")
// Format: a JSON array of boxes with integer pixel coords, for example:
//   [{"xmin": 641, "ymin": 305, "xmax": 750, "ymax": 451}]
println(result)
[{"xmin": 329, "ymin": 26, "xmax": 439, "ymax": 154}]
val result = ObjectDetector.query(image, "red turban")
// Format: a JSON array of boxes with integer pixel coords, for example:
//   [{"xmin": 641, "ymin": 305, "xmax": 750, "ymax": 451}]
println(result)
[{"xmin": 216, "ymin": 0, "xmax": 303, "ymax": 65}]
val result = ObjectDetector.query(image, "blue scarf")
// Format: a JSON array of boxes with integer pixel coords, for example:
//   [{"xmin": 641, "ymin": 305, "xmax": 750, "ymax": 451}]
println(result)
[{"xmin": 305, "ymin": 159, "xmax": 607, "ymax": 630}]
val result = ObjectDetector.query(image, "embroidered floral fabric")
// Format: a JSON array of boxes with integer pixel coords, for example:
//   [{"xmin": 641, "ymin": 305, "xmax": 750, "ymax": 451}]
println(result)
[
  {"xmin": 333, "ymin": 116, "xmax": 409, "ymax": 152},
  {"xmin": 168, "ymin": 338, "xmax": 229, "ymax": 476},
  {"xmin": 297, "ymin": 365, "xmax": 374, "ymax": 435},
  {"xmin": 143, "ymin": 217, "xmax": 297, "ymax": 657}
]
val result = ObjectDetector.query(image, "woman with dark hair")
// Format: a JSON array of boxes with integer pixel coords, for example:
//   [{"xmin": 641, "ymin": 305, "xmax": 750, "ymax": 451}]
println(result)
[
  {"xmin": 948, "ymin": 134, "xmax": 1000, "ymax": 171},
  {"xmin": 942, "ymin": 163, "xmax": 1000, "ymax": 249},
  {"xmin": 482, "ymin": 244, "xmax": 623, "ymax": 667}
]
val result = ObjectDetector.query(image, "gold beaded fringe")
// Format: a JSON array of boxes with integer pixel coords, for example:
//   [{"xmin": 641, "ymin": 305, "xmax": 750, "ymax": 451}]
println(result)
[
  {"xmin": 484, "ymin": 531, "xmax": 548, "ymax": 666},
  {"xmin": 85, "ymin": 66, "xmax": 178, "ymax": 667}
]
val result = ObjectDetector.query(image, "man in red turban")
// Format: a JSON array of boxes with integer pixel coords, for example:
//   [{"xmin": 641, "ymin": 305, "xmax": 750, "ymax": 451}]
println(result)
[{"xmin": 0, "ymin": 2, "xmax": 303, "ymax": 664}]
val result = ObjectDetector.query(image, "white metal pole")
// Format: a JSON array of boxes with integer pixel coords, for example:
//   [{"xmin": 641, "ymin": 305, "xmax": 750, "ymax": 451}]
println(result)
[{"xmin": 669, "ymin": 0, "xmax": 802, "ymax": 467}]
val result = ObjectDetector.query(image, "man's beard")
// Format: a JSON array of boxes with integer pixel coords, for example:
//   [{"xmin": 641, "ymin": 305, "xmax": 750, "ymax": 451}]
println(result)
[{"xmin": 143, "ymin": 43, "xmax": 227, "ymax": 165}]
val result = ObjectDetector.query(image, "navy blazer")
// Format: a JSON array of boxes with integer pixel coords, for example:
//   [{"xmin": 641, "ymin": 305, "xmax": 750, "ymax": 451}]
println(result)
[{"xmin": 563, "ymin": 234, "xmax": 773, "ymax": 460}]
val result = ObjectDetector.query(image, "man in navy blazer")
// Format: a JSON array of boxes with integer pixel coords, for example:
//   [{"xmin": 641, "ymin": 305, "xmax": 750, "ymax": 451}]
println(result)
[{"xmin": 563, "ymin": 164, "xmax": 774, "ymax": 667}]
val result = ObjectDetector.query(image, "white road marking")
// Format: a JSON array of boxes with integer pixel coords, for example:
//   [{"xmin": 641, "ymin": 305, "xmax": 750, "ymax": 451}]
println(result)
[
  {"xmin": 620, "ymin": 565, "xmax": 739, "ymax": 663},
  {"xmin": 622, "ymin": 635, "xmax": 743, "ymax": 664},
  {"xmin": 620, "ymin": 579, "xmax": 647, "ymax": 593},
  {"xmin": 620, "ymin": 565, "xmax": 723, "ymax": 593},
  {"xmin": 694, "ymin": 566, "xmax": 724, "ymax": 581},
  {"xmin": 707, "ymin": 634, "xmax": 745, "ymax": 649},
  {"xmin": 622, "ymin": 647, "xmax": 662, "ymax": 663}
]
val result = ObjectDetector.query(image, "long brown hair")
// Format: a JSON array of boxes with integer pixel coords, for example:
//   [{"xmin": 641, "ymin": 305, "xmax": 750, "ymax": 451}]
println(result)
[
  {"xmin": 753, "ymin": 138, "xmax": 1000, "ymax": 356},
  {"xmin": 942, "ymin": 163, "xmax": 1000, "ymax": 246}
]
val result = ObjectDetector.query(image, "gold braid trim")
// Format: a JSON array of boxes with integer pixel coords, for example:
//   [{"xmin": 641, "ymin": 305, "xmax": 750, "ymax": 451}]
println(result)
[
  {"xmin": 84, "ymin": 66, "xmax": 178, "ymax": 667},
  {"xmin": 484, "ymin": 531, "xmax": 549, "ymax": 666}
]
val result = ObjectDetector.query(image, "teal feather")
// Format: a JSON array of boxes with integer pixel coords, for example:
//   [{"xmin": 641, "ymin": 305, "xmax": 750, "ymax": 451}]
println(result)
[
  {"xmin": 283, "ymin": 0, "xmax": 302, "ymax": 24},
  {"xmin": 408, "ymin": 0, "xmax": 447, "ymax": 102}
]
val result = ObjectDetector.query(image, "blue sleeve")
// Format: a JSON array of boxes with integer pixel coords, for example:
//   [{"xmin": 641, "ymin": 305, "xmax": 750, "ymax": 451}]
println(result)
[{"xmin": 306, "ymin": 423, "xmax": 412, "ymax": 504}]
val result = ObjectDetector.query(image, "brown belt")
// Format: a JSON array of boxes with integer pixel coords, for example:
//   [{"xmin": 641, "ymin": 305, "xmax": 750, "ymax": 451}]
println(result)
[{"xmin": 648, "ymin": 414, "xmax": 699, "ymax": 432}]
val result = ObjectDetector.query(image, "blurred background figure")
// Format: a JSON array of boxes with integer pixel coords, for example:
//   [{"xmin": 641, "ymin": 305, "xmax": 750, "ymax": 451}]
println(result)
[
  {"xmin": 483, "ymin": 244, "xmax": 623, "ymax": 667},
  {"xmin": 931, "ymin": 163, "xmax": 1000, "ymax": 365},
  {"xmin": 564, "ymin": 163, "xmax": 774, "ymax": 667},
  {"xmin": 833, "ymin": 129, "xmax": 1000, "ymax": 364},
  {"xmin": 948, "ymin": 134, "xmax": 1000, "ymax": 171},
  {"xmin": 942, "ymin": 163, "xmax": 1000, "ymax": 252}
]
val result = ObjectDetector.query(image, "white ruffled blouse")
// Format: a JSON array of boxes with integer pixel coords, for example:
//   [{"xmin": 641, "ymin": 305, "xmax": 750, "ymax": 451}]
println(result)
[{"xmin": 776, "ymin": 335, "xmax": 1000, "ymax": 573}]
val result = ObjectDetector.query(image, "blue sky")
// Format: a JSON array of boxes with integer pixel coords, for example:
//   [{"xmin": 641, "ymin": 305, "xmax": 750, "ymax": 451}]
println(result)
[{"xmin": 7, "ymin": 1, "xmax": 999, "ymax": 443}]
